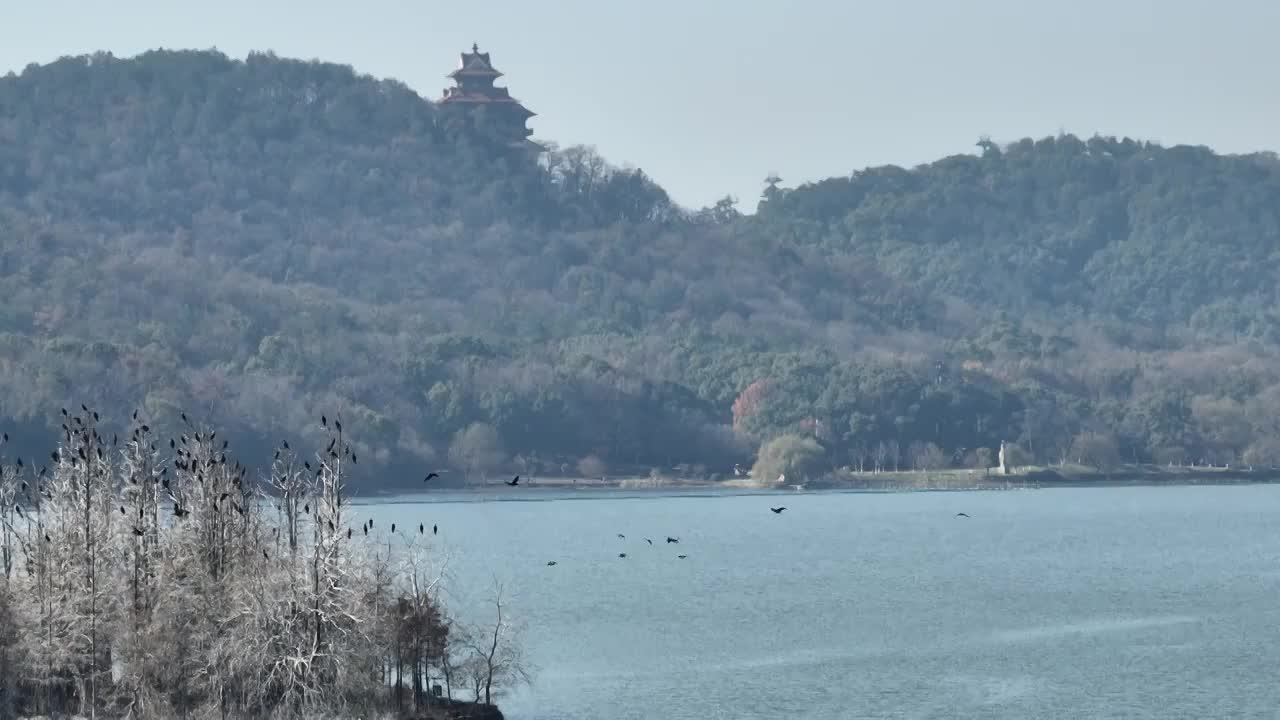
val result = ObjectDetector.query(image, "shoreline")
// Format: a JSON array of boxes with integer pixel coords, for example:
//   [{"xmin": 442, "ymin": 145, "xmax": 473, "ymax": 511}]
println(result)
[{"xmin": 353, "ymin": 466, "xmax": 1280, "ymax": 501}]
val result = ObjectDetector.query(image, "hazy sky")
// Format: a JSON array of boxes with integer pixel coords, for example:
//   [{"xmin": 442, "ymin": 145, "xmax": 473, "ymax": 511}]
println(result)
[{"xmin": 3, "ymin": 0, "xmax": 1278, "ymax": 210}]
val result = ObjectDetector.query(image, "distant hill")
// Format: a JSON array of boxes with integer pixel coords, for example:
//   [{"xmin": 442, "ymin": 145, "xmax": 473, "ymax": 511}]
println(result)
[{"xmin": 1, "ymin": 49, "xmax": 1279, "ymax": 484}]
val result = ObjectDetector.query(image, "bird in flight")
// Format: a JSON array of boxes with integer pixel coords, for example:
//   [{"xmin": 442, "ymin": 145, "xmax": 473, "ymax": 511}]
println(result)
[
  {"xmin": 770, "ymin": 507, "xmax": 786, "ymax": 514},
  {"xmin": 677, "ymin": 554, "xmax": 687, "ymax": 559},
  {"xmin": 616, "ymin": 533, "xmax": 625, "ymax": 539},
  {"xmin": 505, "ymin": 475, "xmax": 520, "ymax": 486},
  {"xmin": 546, "ymin": 561, "xmax": 557, "ymax": 566},
  {"xmin": 644, "ymin": 538, "xmax": 653, "ymax": 545},
  {"xmin": 666, "ymin": 537, "xmax": 679, "ymax": 544},
  {"xmin": 424, "ymin": 472, "xmax": 439, "ymax": 482},
  {"xmin": 955, "ymin": 512, "xmax": 970, "ymax": 518},
  {"xmin": 618, "ymin": 553, "xmax": 627, "ymax": 558}
]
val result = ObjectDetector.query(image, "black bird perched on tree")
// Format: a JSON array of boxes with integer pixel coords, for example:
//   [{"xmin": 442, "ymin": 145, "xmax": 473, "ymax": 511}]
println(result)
[
  {"xmin": 506, "ymin": 476, "xmax": 520, "ymax": 486},
  {"xmin": 16, "ymin": 458, "xmax": 21, "ymax": 469},
  {"xmin": 363, "ymin": 524, "xmax": 368, "ymax": 536},
  {"xmin": 327, "ymin": 520, "xmax": 334, "ymax": 533},
  {"xmin": 424, "ymin": 472, "xmax": 439, "ymax": 482},
  {"xmin": 181, "ymin": 412, "xmax": 188, "ymax": 424},
  {"xmin": 335, "ymin": 420, "xmax": 342, "ymax": 433},
  {"xmin": 391, "ymin": 523, "xmax": 396, "ymax": 533},
  {"xmin": 283, "ymin": 440, "xmax": 289, "ymax": 450},
  {"xmin": 119, "ymin": 506, "xmax": 126, "ymax": 515},
  {"xmin": 419, "ymin": 523, "xmax": 424, "ymax": 535},
  {"xmin": 321, "ymin": 415, "xmax": 327, "ymax": 428},
  {"xmin": 347, "ymin": 528, "xmax": 352, "ymax": 539},
  {"xmin": 304, "ymin": 504, "xmax": 310, "ymax": 514},
  {"xmin": 771, "ymin": 507, "xmax": 786, "ymax": 514},
  {"xmin": 433, "ymin": 524, "xmax": 438, "ymax": 535}
]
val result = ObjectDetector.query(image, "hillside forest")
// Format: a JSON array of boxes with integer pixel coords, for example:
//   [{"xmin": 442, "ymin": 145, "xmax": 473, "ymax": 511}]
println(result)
[{"xmin": 2, "ymin": 49, "xmax": 1280, "ymax": 487}]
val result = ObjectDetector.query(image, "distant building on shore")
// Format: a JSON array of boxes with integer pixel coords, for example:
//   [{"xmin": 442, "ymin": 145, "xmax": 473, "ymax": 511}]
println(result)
[{"xmin": 438, "ymin": 43, "xmax": 540, "ymax": 152}]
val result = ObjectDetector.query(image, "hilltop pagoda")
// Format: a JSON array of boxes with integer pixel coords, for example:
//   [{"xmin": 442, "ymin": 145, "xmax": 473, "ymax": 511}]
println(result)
[{"xmin": 439, "ymin": 43, "xmax": 540, "ymax": 151}]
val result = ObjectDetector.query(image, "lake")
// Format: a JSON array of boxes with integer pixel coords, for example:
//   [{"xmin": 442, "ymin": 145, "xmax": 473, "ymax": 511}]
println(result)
[{"xmin": 357, "ymin": 484, "xmax": 1280, "ymax": 719}]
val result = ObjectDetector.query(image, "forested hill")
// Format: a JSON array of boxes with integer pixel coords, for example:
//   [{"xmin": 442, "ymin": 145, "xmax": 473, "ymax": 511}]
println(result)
[{"xmin": 1, "ymin": 49, "xmax": 1279, "ymax": 486}]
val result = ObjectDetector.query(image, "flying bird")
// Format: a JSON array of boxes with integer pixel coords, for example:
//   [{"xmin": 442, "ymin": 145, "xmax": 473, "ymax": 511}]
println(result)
[
  {"xmin": 645, "ymin": 538, "xmax": 653, "ymax": 545},
  {"xmin": 616, "ymin": 534, "xmax": 625, "ymax": 539},
  {"xmin": 424, "ymin": 472, "xmax": 439, "ymax": 482},
  {"xmin": 770, "ymin": 507, "xmax": 786, "ymax": 514},
  {"xmin": 666, "ymin": 537, "xmax": 679, "ymax": 544},
  {"xmin": 677, "ymin": 555, "xmax": 687, "ymax": 559},
  {"xmin": 505, "ymin": 475, "xmax": 520, "ymax": 486},
  {"xmin": 546, "ymin": 561, "xmax": 557, "ymax": 566},
  {"xmin": 955, "ymin": 512, "xmax": 970, "ymax": 518},
  {"xmin": 618, "ymin": 553, "xmax": 627, "ymax": 558}
]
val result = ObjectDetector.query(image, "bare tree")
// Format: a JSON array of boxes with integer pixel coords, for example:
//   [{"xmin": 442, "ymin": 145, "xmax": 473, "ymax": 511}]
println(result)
[
  {"xmin": 576, "ymin": 454, "xmax": 606, "ymax": 480},
  {"xmin": 465, "ymin": 583, "xmax": 532, "ymax": 707},
  {"xmin": 0, "ymin": 407, "xmax": 510, "ymax": 720},
  {"xmin": 448, "ymin": 423, "xmax": 506, "ymax": 486}
]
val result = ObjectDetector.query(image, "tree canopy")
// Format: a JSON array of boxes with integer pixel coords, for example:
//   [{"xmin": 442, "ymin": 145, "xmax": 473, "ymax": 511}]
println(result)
[{"xmin": 2, "ymin": 49, "xmax": 1279, "ymax": 485}]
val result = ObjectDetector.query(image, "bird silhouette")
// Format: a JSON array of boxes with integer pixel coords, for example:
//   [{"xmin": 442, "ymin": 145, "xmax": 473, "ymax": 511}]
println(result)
[
  {"xmin": 433, "ymin": 524, "xmax": 438, "ymax": 535},
  {"xmin": 546, "ymin": 561, "xmax": 557, "ymax": 566},
  {"xmin": 645, "ymin": 538, "xmax": 653, "ymax": 545},
  {"xmin": 677, "ymin": 555, "xmax": 688, "ymax": 559},
  {"xmin": 666, "ymin": 537, "xmax": 679, "ymax": 544},
  {"xmin": 173, "ymin": 504, "xmax": 189, "ymax": 518},
  {"xmin": 618, "ymin": 553, "xmax": 627, "ymax": 558},
  {"xmin": 424, "ymin": 472, "xmax": 439, "ymax": 482},
  {"xmin": 334, "ymin": 420, "xmax": 342, "ymax": 433},
  {"xmin": 419, "ymin": 523, "xmax": 424, "ymax": 535},
  {"xmin": 770, "ymin": 507, "xmax": 786, "ymax": 514},
  {"xmin": 391, "ymin": 523, "xmax": 396, "ymax": 533},
  {"xmin": 347, "ymin": 528, "xmax": 352, "ymax": 539},
  {"xmin": 505, "ymin": 475, "xmax": 520, "ymax": 486},
  {"xmin": 616, "ymin": 533, "xmax": 625, "ymax": 539},
  {"xmin": 321, "ymin": 415, "xmax": 327, "ymax": 428},
  {"xmin": 132, "ymin": 527, "xmax": 144, "ymax": 537},
  {"xmin": 955, "ymin": 512, "xmax": 970, "ymax": 518}
]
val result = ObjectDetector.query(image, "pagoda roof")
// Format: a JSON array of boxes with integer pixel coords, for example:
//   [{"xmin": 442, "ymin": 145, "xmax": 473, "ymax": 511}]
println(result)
[
  {"xmin": 439, "ymin": 88, "xmax": 536, "ymax": 118},
  {"xmin": 448, "ymin": 43, "xmax": 504, "ymax": 79}
]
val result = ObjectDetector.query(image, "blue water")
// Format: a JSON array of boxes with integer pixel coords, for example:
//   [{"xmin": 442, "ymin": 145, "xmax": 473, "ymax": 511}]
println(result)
[{"xmin": 357, "ymin": 484, "xmax": 1280, "ymax": 719}]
